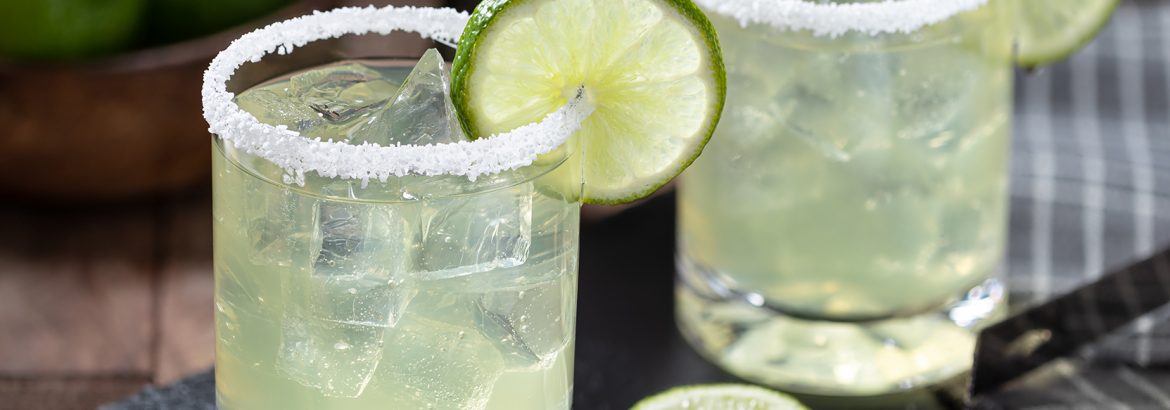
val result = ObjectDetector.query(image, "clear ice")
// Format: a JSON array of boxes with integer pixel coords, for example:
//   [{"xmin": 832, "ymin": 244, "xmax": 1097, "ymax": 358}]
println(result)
[
  {"xmin": 375, "ymin": 315, "xmax": 505, "ymax": 409},
  {"xmin": 234, "ymin": 48, "xmax": 468, "ymax": 146},
  {"xmin": 473, "ymin": 275, "xmax": 572, "ymax": 370},
  {"xmin": 277, "ymin": 316, "xmax": 387, "ymax": 398},
  {"xmin": 235, "ymin": 64, "xmax": 393, "ymax": 141},
  {"xmin": 276, "ymin": 198, "xmax": 418, "ymax": 397},
  {"xmin": 348, "ymin": 48, "xmax": 469, "ymax": 147},
  {"xmin": 417, "ymin": 184, "xmax": 534, "ymax": 280},
  {"xmin": 308, "ymin": 199, "xmax": 417, "ymax": 326},
  {"xmin": 244, "ymin": 182, "xmax": 302, "ymax": 268}
]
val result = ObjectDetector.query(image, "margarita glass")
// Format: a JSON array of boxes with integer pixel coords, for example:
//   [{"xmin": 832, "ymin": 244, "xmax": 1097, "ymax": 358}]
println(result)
[
  {"xmin": 677, "ymin": 0, "xmax": 1014, "ymax": 395},
  {"xmin": 204, "ymin": 2, "xmax": 725, "ymax": 409},
  {"xmin": 206, "ymin": 8, "xmax": 587, "ymax": 410}
]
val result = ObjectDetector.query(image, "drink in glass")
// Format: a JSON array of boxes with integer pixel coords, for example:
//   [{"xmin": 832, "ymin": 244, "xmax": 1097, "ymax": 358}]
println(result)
[
  {"xmin": 206, "ymin": 10, "xmax": 585, "ymax": 410},
  {"xmin": 677, "ymin": 0, "xmax": 1013, "ymax": 395},
  {"xmin": 213, "ymin": 63, "xmax": 579, "ymax": 409}
]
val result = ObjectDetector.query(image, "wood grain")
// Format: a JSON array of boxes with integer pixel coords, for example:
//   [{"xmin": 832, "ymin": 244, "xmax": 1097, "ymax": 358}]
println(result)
[
  {"xmin": 0, "ymin": 204, "xmax": 156, "ymax": 375},
  {"xmin": 155, "ymin": 197, "xmax": 216, "ymax": 384},
  {"xmin": 0, "ymin": 375, "xmax": 151, "ymax": 410}
]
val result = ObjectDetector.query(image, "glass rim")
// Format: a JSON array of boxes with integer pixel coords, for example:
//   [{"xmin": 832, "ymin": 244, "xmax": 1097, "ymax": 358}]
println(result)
[
  {"xmin": 214, "ymin": 137, "xmax": 571, "ymax": 204},
  {"xmin": 201, "ymin": 6, "xmax": 592, "ymax": 186},
  {"xmin": 694, "ymin": 0, "xmax": 989, "ymax": 37}
]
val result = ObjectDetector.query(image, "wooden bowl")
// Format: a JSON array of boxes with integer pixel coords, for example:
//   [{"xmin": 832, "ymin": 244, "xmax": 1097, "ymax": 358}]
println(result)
[{"xmin": 0, "ymin": 0, "xmax": 334, "ymax": 203}]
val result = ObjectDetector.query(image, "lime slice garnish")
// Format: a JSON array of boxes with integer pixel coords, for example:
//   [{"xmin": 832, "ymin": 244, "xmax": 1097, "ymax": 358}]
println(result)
[
  {"xmin": 1015, "ymin": 0, "xmax": 1119, "ymax": 68},
  {"xmin": 451, "ymin": 0, "xmax": 726, "ymax": 204},
  {"xmin": 632, "ymin": 384, "xmax": 808, "ymax": 410}
]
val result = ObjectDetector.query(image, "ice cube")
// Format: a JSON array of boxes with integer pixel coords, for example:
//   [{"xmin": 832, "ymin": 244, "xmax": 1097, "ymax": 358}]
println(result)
[
  {"xmin": 278, "ymin": 315, "xmax": 386, "ymax": 398},
  {"xmin": 773, "ymin": 54, "xmax": 899, "ymax": 164},
  {"xmin": 244, "ymin": 185, "xmax": 306, "ymax": 268},
  {"xmin": 235, "ymin": 63, "xmax": 402, "ymax": 142},
  {"xmin": 292, "ymin": 64, "xmax": 399, "ymax": 127},
  {"xmin": 472, "ymin": 270, "xmax": 574, "ymax": 370},
  {"xmin": 234, "ymin": 88, "xmax": 325, "ymax": 137},
  {"xmin": 307, "ymin": 198, "xmax": 418, "ymax": 327},
  {"xmin": 276, "ymin": 199, "xmax": 419, "ymax": 398},
  {"xmin": 291, "ymin": 270, "xmax": 418, "ymax": 329},
  {"xmin": 890, "ymin": 50, "xmax": 976, "ymax": 143},
  {"xmin": 314, "ymin": 203, "xmax": 365, "ymax": 273},
  {"xmin": 290, "ymin": 63, "xmax": 382, "ymax": 94},
  {"xmin": 374, "ymin": 315, "xmax": 505, "ymax": 410},
  {"xmin": 416, "ymin": 183, "xmax": 533, "ymax": 280},
  {"xmin": 348, "ymin": 49, "xmax": 469, "ymax": 147}
]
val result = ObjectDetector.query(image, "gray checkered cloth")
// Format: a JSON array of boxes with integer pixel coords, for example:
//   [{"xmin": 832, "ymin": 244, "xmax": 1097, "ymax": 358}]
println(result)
[
  {"xmin": 107, "ymin": 1, "xmax": 1170, "ymax": 409},
  {"xmin": 983, "ymin": 1, "xmax": 1170, "ymax": 408}
]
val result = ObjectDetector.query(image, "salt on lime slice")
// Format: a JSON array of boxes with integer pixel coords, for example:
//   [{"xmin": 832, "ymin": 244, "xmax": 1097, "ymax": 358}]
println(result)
[
  {"xmin": 632, "ymin": 384, "xmax": 808, "ymax": 410},
  {"xmin": 451, "ymin": 0, "xmax": 726, "ymax": 204},
  {"xmin": 1015, "ymin": 0, "xmax": 1119, "ymax": 68}
]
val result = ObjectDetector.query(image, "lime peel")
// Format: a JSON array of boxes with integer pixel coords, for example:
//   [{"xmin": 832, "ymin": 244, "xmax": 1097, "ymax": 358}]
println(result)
[{"xmin": 1015, "ymin": 0, "xmax": 1119, "ymax": 67}]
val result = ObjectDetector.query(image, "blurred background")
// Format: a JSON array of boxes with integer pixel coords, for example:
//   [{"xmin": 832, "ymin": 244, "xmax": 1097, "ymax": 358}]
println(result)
[{"xmin": 0, "ymin": 0, "xmax": 467, "ymax": 201}]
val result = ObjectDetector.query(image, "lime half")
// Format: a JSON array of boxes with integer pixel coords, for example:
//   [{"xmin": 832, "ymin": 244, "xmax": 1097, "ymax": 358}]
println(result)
[
  {"xmin": 452, "ymin": 0, "xmax": 726, "ymax": 204},
  {"xmin": 633, "ymin": 384, "xmax": 808, "ymax": 410},
  {"xmin": 1015, "ymin": 0, "xmax": 1119, "ymax": 68}
]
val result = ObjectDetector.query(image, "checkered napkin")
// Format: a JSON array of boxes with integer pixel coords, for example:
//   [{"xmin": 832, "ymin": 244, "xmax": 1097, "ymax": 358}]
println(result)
[{"xmin": 982, "ymin": 0, "xmax": 1170, "ymax": 408}]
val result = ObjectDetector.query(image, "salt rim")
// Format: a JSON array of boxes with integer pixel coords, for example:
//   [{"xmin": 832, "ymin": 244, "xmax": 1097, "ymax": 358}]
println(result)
[
  {"xmin": 201, "ymin": 6, "xmax": 592, "ymax": 185},
  {"xmin": 693, "ymin": 0, "xmax": 989, "ymax": 37}
]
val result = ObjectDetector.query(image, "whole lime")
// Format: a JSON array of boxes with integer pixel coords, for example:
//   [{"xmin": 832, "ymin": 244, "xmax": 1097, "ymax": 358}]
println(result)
[{"xmin": 0, "ymin": 0, "xmax": 145, "ymax": 61}]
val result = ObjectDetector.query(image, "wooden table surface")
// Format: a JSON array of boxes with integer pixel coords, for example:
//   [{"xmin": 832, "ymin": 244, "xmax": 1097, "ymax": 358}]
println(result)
[{"xmin": 0, "ymin": 189, "xmax": 216, "ymax": 410}]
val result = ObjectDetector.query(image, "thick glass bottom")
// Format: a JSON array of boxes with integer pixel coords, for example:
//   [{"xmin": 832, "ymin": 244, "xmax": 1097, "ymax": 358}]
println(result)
[{"xmin": 675, "ymin": 255, "xmax": 1006, "ymax": 397}]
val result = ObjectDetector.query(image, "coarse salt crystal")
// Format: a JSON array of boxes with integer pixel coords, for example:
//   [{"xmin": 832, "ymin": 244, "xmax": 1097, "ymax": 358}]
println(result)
[{"xmin": 694, "ymin": 0, "xmax": 989, "ymax": 37}]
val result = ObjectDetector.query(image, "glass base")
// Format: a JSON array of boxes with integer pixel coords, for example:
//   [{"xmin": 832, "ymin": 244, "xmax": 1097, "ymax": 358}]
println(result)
[{"xmin": 675, "ymin": 255, "xmax": 1006, "ymax": 397}]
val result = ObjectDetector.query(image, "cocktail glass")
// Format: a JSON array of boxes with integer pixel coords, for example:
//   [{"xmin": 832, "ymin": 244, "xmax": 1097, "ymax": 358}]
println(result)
[
  {"xmin": 677, "ymin": 0, "xmax": 1014, "ymax": 396},
  {"xmin": 204, "ymin": 7, "xmax": 588, "ymax": 409}
]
